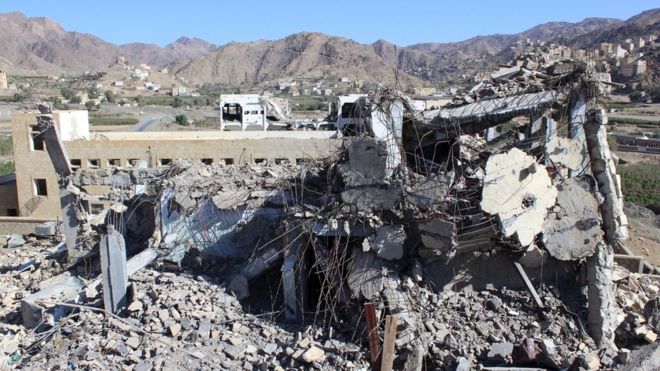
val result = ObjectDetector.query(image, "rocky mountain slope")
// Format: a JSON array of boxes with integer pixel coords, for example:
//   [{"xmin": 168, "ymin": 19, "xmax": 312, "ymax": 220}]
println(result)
[
  {"xmin": 0, "ymin": 12, "xmax": 216, "ymax": 75},
  {"xmin": 0, "ymin": 9, "xmax": 657, "ymax": 86},
  {"xmin": 120, "ymin": 37, "xmax": 217, "ymax": 68},
  {"xmin": 0, "ymin": 12, "xmax": 118, "ymax": 74},
  {"xmin": 565, "ymin": 8, "xmax": 660, "ymax": 49},
  {"xmin": 168, "ymin": 33, "xmax": 428, "ymax": 86}
]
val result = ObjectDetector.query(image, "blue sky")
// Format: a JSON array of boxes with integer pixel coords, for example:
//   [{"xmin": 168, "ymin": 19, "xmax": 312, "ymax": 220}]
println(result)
[{"xmin": 1, "ymin": 0, "xmax": 658, "ymax": 46}]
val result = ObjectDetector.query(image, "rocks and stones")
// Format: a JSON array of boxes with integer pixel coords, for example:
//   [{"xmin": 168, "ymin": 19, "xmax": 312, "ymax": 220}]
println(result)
[
  {"xmin": 340, "ymin": 187, "xmax": 401, "ymax": 212},
  {"xmin": 368, "ymin": 225, "xmax": 405, "ymax": 260},
  {"xmin": 407, "ymin": 173, "xmax": 453, "ymax": 207},
  {"xmin": 418, "ymin": 218, "xmax": 457, "ymax": 259},
  {"xmin": 169, "ymin": 324, "xmax": 181, "ymax": 337},
  {"xmin": 487, "ymin": 342, "xmax": 514, "ymax": 363},
  {"xmin": 35, "ymin": 221, "xmax": 58, "ymax": 236},
  {"xmin": 7, "ymin": 234, "xmax": 26, "ymax": 249},
  {"xmin": 644, "ymin": 297, "xmax": 660, "ymax": 334},
  {"xmin": 301, "ymin": 345, "xmax": 325, "ymax": 363}
]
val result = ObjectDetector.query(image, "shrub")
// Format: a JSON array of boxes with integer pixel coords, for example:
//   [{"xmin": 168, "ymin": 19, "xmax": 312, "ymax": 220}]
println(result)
[
  {"xmin": 0, "ymin": 136, "xmax": 12, "ymax": 156},
  {"xmin": 104, "ymin": 90, "xmax": 116, "ymax": 103},
  {"xmin": 618, "ymin": 162, "xmax": 660, "ymax": 213},
  {"xmin": 0, "ymin": 160, "xmax": 14, "ymax": 176},
  {"xmin": 175, "ymin": 114, "xmax": 188, "ymax": 126}
]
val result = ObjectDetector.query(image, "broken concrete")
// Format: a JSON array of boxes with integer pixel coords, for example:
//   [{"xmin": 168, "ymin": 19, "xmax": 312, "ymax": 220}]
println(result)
[
  {"xmin": 99, "ymin": 226, "xmax": 128, "ymax": 313},
  {"xmin": 347, "ymin": 249, "xmax": 384, "ymax": 300},
  {"xmin": 542, "ymin": 178, "xmax": 601, "ymax": 261},
  {"xmin": 368, "ymin": 225, "xmax": 405, "ymax": 260},
  {"xmin": 7, "ymin": 234, "xmax": 26, "ymax": 248},
  {"xmin": 3, "ymin": 52, "xmax": 647, "ymax": 370},
  {"xmin": 481, "ymin": 148, "xmax": 558, "ymax": 246}
]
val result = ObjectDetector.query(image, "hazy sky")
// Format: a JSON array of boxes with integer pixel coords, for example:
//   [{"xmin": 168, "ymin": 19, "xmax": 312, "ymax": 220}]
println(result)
[{"xmin": 1, "ymin": 0, "xmax": 657, "ymax": 46}]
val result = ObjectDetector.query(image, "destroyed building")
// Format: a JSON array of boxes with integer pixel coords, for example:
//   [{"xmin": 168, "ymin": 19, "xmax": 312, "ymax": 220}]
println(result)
[{"xmin": 1, "ymin": 57, "xmax": 659, "ymax": 371}]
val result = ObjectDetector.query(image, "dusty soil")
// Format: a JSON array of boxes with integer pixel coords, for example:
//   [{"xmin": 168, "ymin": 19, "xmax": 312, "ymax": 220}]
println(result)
[{"xmin": 623, "ymin": 202, "xmax": 660, "ymax": 267}]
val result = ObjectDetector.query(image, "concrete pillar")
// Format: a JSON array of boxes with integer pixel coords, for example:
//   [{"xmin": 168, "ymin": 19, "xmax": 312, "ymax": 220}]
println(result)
[
  {"xmin": 281, "ymin": 224, "xmax": 307, "ymax": 322},
  {"xmin": 569, "ymin": 89, "xmax": 589, "ymax": 177},
  {"xmin": 100, "ymin": 226, "xmax": 128, "ymax": 313},
  {"xmin": 587, "ymin": 242, "xmax": 615, "ymax": 346},
  {"xmin": 35, "ymin": 114, "xmax": 72, "ymax": 178},
  {"xmin": 34, "ymin": 111, "xmax": 81, "ymax": 261},
  {"xmin": 59, "ymin": 186, "xmax": 82, "ymax": 261},
  {"xmin": 584, "ymin": 108, "xmax": 628, "ymax": 243},
  {"xmin": 281, "ymin": 253, "xmax": 299, "ymax": 321},
  {"xmin": 228, "ymin": 247, "xmax": 283, "ymax": 300},
  {"xmin": 262, "ymin": 104, "xmax": 268, "ymax": 131},
  {"xmin": 583, "ymin": 107, "xmax": 624, "ymax": 347},
  {"xmin": 545, "ymin": 116, "xmax": 557, "ymax": 142},
  {"xmin": 240, "ymin": 105, "xmax": 245, "ymax": 132}
]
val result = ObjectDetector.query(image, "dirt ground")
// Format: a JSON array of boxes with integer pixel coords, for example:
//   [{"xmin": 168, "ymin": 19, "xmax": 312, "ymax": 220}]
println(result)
[{"xmin": 624, "ymin": 202, "xmax": 660, "ymax": 267}]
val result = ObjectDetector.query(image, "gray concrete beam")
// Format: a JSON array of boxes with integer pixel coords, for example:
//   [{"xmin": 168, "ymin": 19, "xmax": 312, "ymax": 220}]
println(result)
[{"xmin": 100, "ymin": 226, "xmax": 128, "ymax": 313}]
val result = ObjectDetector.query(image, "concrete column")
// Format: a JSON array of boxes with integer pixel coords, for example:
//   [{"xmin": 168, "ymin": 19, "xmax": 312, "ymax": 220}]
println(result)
[
  {"xmin": 59, "ymin": 186, "xmax": 82, "ymax": 261},
  {"xmin": 583, "ymin": 107, "xmax": 625, "ymax": 347},
  {"xmin": 34, "ymin": 111, "xmax": 81, "ymax": 261},
  {"xmin": 262, "ymin": 104, "xmax": 268, "ymax": 131},
  {"xmin": 281, "ymin": 253, "xmax": 299, "ymax": 321},
  {"xmin": 281, "ymin": 224, "xmax": 306, "ymax": 322},
  {"xmin": 219, "ymin": 100, "xmax": 225, "ymax": 131},
  {"xmin": 100, "ymin": 226, "xmax": 128, "ymax": 313},
  {"xmin": 545, "ymin": 115, "xmax": 557, "ymax": 142},
  {"xmin": 35, "ymin": 114, "xmax": 72, "ymax": 178},
  {"xmin": 569, "ymin": 89, "xmax": 589, "ymax": 177},
  {"xmin": 587, "ymin": 242, "xmax": 615, "ymax": 347},
  {"xmin": 240, "ymin": 106, "xmax": 245, "ymax": 132},
  {"xmin": 228, "ymin": 247, "xmax": 283, "ymax": 300}
]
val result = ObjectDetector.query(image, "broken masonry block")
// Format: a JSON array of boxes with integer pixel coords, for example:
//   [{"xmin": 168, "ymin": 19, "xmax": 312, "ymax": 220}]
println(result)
[
  {"xmin": 100, "ymin": 226, "xmax": 128, "ymax": 314},
  {"xmin": 35, "ymin": 221, "xmax": 58, "ymax": 236},
  {"xmin": 481, "ymin": 148, "xmax": 557, "ymax": 247},
  {"xmin": 541, "ymin": 178, "xmax": 601, "ymax": 261},
  {"xmin": 368, "ymin": 225, "xmax": 405, "ymax": 260}
]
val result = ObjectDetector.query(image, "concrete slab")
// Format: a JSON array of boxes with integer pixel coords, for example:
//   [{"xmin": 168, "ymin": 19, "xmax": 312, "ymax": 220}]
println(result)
[{"xmin": 481, "ymin": 148, "xmax": 557, "ymax": 246}]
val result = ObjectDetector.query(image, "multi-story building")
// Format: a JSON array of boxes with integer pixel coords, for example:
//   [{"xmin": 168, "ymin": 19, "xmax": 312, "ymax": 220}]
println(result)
[{"xmin": 4, "ymin": 110, "xmax": 340, "ymax": 220}]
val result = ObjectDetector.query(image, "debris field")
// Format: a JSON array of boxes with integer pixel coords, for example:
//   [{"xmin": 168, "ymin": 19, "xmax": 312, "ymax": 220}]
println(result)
[{"xmin": 1, "ymin": 54, "xmax": 659, "ymax": 371}]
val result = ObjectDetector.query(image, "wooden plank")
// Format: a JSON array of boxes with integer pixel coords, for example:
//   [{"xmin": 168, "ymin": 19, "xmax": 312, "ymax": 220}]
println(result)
[
  {"xmin": 513, "ymin": 261, "xmax": 544, "ymax": 308},
  {"xmin": 380, "ymin": 315, "xmax": 398, "ymax": 371},
  {"xmin": 364, "ymin": 302, "xmax": 381, "ymax": 370}
]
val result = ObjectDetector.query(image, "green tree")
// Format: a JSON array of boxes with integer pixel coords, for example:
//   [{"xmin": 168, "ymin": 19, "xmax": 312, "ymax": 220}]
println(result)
[
  {"xmin": 70, "ymin": 95, "xmax": 82, "ymax": 104},
  {"xmin": 60, "ymin": 87, "xmax": 74, "ymax": 100},
  {"xmin": 45, "ymin": 96, "xmax": 68, "ymax": 110},
  {"xmin": 172, "ymin": 97, "xmax": 182, "ymax": 108},
  {"xmin": 85, "ymin": 101, "xmax": 97, "ymax": 111},
  {"xmin": 0, "ymin": 160, "xmax": 15, "ymax": 176},
  {"xmin": 175, "ymin": 114, "xmax": 188, "ymax": 126},
  {"xmin": 12, "ymin": 92, "xmax": 27, "ymax": 102},
  {"xmin": 87, "ymin": 87, "xmax": 100, "ymax": 99},
  {"xmin": 629, "ymin": 91, "xmax": 644, "ymax": 102},
  {"xmin": 104, "ymin": 90, "xmax": 116, "ymax": 103}
]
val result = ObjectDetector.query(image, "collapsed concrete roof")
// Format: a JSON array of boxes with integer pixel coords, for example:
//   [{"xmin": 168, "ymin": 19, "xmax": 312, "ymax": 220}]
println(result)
[{"xmin": 15, "ymin": 57, "xmax": 659, "ymax": 370}]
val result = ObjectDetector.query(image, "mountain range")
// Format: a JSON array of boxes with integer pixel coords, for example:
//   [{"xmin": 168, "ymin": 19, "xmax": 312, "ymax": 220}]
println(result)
[{"xmin": 0, "ymin": 9, "xmax": 658, "ymax": 86}]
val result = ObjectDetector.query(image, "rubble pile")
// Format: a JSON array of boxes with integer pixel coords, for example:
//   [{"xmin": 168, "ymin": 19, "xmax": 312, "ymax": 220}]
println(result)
[
  {"xmin": 613, "ymin": 267, "xmax": 660, "ymax": 348},
  {"xmin": 451, "ymin": 56, "xmax": 599, "ymax": 106},
  {"xmin": 1, "ymin": 57, "xmax": 658, "ymax": 370},
  {"xmin": 0, "ymin": 239, "xmax": 66, "ymax": 315},
  {"xmin": 14, "ymin": 268, "xmax": 367, "ymax": 370},
  {"xmin": 412, "ymin": 284, "xmax": 593, "ymax": 369}
]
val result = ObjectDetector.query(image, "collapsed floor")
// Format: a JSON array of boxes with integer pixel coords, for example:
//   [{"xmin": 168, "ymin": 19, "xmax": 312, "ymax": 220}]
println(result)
[{"xmin": 2, "ymin": 57, "xmax": 660, "ymax": 370}]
